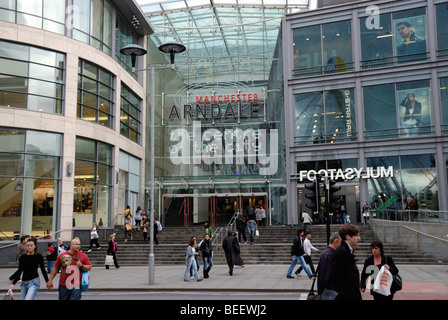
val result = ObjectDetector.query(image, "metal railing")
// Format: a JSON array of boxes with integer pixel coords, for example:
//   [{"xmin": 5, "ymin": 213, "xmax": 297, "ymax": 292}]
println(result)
[
  {"xmin": 211, "ymin": 211, "xmax": 239, "ymax": 246},
  {"xmin": 370, "ymin": 209, "xmax": 448, "ymax": 224}
]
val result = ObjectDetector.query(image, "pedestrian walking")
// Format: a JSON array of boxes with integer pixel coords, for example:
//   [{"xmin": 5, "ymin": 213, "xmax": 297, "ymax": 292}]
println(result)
[
  {"xmin": 124, "ymin": 213, "xmax": 133, "ymax": 242},
  {"xmin": 106, "ymin": 234, "xmax": 120, "ymax": 269},
  {"xmin": 9, "ymin": 238, "xmax": 49, "ymax": 300},
  {"xmin": 199, "ymin": 234, "xmax": 213, "ymax": 278},
  {"xmin": 260, "ymin": 205, "xmax": 266, "ymax": 226},
  {"xmin": 328, "ymin": 223, "xmax": 362, "ymax": 300},
  {"xmin": 362, "ymin": 202, "xmax": 370, "ymax": 225},
  {"xmin": 301, "ymin": 209, "xmax": 312, "ymax": 234},
  {"xmin": 222, "ymin": 230, "xmax": 245, "ymax": 276},
  {"xmin": 184, "ymin": 236, "xmax": 203, "ymax": 282},
  {"xmin": 316, "ymin": 232, "xmax": 341, "ymax": 295},
  {"xmin": 236, "ymin": 213, "xmax": 247, "ymax": 244},
  {"xmin": 203, "ymin": 222, "xmax": 213, "ymax": 238},
  {"xmin": 286, "ymin": 229, "xmax": 313, "ymax": 279},
  {"xmin": 46, "ymin": 238, "xmax": 92, "ymax": 300},
  {"xmin": 87, "ymin": 222, "xmax": 101, "ymax": 252},
  {"xmin": 295, "ymin": 232, "xmax": 320, "ymax": 276},
  {"xmin": 189, "ymin": 236, "xmax": 200, "ymax": 278},
  {"xmin": 153, "ymin": 218, "xmax": 160, "ymax": 245},
  {"xmin": 255, "ymin": 205, "xmax": 262, "ymax": 226},
  {"xmin": 142, "ymin": 217, "xmax": 150, "ymax": 242},
  {"xmin": 9, "ymin": 235, "xmax": 30, "ymax": 281},
  {"xmin": 247, "ymin": 218, "xmax": 258, "ymax": 244},
  {"xmin": 361, "ymin": 240, "xmax": 399, "ymax": 300},
  {"xmin": 135, "ymin": 206, "xmax": 143, "ymax": 230},
  {"xmin": 46, "ymin": 242, "xmax": 57, "ymax": 273}
]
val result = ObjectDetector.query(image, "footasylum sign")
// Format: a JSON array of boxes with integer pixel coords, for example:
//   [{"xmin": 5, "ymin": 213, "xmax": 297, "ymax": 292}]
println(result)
[{"xmin": 292, "ymin": 166, "xmax": 394, "ymax": 182}]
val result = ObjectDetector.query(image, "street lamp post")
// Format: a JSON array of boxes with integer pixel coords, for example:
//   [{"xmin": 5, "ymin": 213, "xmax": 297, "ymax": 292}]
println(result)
[{"xmin": 120, "ymin": 41, "xmax": 186, "ymax": 285}]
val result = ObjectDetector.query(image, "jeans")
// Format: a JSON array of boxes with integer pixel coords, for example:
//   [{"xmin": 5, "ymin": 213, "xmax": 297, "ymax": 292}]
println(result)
[
  {"xmin": 249, "ymin": 230, "xmax": 255, "ymax": 243},
  {"xmin": 202, "ymin": 256, "xmax": 213, "ymax": 272},
  {"xmin": 190, "ymin": 256, "xmax": 200, "ymax": 277},
  {"xmin": 47, "ymin": 260, "xmax": 55, "ymax": 273},
  {"xmin": 286, "ymin": 255, "xmax": 312, "ymax": 278},
  {"xmin": 20, "ymin": 277, "xmax": 40, "ymax": 300},
  {"xmin": 296, "ymin": 255, "xmax": 316, "ymax": 275},
  {"xmin": 185, "ymin": 259, "xmax": 200, "ymax": 280},
  {"xmin": 58, "ymin": 285, "xmax": 82, "ymax": 300}
]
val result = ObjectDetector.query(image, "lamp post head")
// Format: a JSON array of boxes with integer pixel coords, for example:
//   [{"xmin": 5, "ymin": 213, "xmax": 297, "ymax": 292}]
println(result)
[
  {"xmin": 158, "ymin": 41, "xmax": 186, "ymax": 67},
  {"xmin": 120, "ymin": 44, "xmax": 147, "ymax": 72}
]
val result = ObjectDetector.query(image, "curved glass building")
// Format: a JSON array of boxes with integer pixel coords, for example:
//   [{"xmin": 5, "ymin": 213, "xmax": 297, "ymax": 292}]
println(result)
[{"xmin": 0, "ymin": 0, "xmax": 151, "ymax": 239}]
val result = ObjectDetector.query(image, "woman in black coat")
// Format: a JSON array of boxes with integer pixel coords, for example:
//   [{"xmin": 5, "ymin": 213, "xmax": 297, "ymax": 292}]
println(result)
[
  {"xmin": 106, "ymin": 234, "xmax": 120, "ymax": 269},
  {"xmin": 361, "ymin": 240, "xmax": 399, "ymax": 300},
  {"xmin": 222, "ymin": 230, "xmax": 245, "ymax": 276}
]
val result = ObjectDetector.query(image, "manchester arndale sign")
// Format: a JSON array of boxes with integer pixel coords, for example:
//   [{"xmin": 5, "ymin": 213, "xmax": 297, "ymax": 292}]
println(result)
[{"xmin": 292, "ymin": 166, "xmax": 394, "ymax": 182}]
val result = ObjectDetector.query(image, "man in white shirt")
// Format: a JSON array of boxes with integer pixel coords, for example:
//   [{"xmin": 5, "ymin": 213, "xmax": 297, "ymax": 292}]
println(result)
[
  {"xmin": 301, "ymin": 210, "xmax": 312, "ymax": 234},
  {"xmin": 295, "ymin": 232, "xmax": 320, "ymax": 276}
]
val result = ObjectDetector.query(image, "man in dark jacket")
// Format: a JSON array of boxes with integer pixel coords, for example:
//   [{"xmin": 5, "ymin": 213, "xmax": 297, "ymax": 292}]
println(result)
[
  {"xmin": 199, "ymin": 234, "xmax": 213, "ymax": 278},
  {"xmin": 329, "ymin": 224, "xmax": 362, "ymax": 300},
  {"xmin": 222, "ymin": 230, "xmax": 244, "ymax": 276},
  {"xmin": 317, "ymin": 232, "xmax": 341, "ymax": 294},
  {"xmin": 286, "ymin": 229, "xmax": 312, "ymax": 279}
]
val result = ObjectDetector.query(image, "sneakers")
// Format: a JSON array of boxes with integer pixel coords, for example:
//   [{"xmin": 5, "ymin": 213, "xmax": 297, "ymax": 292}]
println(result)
[{"xmin": 286, "ymin": 275, "xmax": 294, "ymax": 279}]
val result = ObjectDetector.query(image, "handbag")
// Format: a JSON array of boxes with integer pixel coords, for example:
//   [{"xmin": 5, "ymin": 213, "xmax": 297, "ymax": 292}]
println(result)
[
  {"xmin": 81, "ymin": 271, "xmax": 90, "ymax": 292},
  {"xmin": 125, "ymin": 223, "xmax": 132, "ymax": 231},
  {"xmin": 255, "ymin": 230, "xmax": 260, "ymax": 236},
  {"xmin": 105, "ymin": 254, "xmax": 114, "ymax": 266},
  {"xmin": 307, "ymin": 266, "xmax": 338, "ymax": 300},
  {"xmin": 2, "ymin": 289, "xmax": 14, "ymax": 300},
  {"xmin": 387, "ymin": 256, "xmax": 402, "ymax": 292}
]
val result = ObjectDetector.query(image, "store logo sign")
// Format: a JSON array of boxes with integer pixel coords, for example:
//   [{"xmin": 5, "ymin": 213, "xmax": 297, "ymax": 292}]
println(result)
[
  {"xmin": 169, "ymin": 121, "xmax": 278, "ymax": 175},
  {"xmin": 293, "ymin": 166, "xmax": 394, "ymax": 182},
  {"xmin": 365, "ymin": 5, "xmax": 380, "ymax": 30}
]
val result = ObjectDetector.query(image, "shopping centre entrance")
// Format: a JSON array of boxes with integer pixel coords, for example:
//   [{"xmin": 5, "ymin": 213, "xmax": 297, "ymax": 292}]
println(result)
[
  {"xmin": 298, "ymin": 183, "xmax": 360, "ymax": 224},
  {"xmin": 162, "ymin": 192, "xmax": 268, "ymax": 227}
]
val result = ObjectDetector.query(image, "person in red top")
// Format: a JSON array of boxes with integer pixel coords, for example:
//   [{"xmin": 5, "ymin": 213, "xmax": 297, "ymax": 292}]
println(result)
[{"xmin": 46, "ymin": 238, "xmax": 92, "ymax": 300}]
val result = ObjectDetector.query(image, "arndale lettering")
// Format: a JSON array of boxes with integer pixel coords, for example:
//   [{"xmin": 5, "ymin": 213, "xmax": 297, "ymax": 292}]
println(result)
[
  {"xmin": 168, "ymin": 101, "xmax": 262, "ymax": 120},
  {"xmin": 169, "ymin": 121, "xmax": 278, "ymax": 175}
]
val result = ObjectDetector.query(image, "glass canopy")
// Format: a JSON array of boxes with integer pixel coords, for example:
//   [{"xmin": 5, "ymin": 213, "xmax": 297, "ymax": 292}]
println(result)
[{"xmin": 136, "ymin": 0, "xmax": 310, "ymax": 87}]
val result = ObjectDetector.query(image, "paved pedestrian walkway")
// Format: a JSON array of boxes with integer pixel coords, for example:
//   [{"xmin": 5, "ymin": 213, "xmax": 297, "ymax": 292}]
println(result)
[{"xmin": 1, "ymin": 264, "xmax": 448, "ymax": 299}]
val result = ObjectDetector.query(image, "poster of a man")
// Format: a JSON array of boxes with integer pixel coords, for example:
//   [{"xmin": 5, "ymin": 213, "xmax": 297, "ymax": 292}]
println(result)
[
  {"xmin": 397, "ymin": 88, "xmax": 430, "ymax": 137},
  {"xmin": 394, "ymin": 17, "xmax": 426, "ymax": 63}
]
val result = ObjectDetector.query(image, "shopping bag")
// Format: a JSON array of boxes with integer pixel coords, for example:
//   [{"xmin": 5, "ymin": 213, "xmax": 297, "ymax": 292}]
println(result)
[
  {"xmin": 2, "ymin": 289, "xmax": 14, "ymax": 300},
  {"xmin": 81, "ymin": 271, "xmax": 90, "ymax": 292},
  {"xmin": 105, "ymin": 255, "xmax": 114, "ymax": 266},
  {"xmin": 255, "ymin": 230, "xmax": 260, "ymax": 237},
  {"xmin": 373, "ymin": 266, "xmax": 392, "ymax": 296}
]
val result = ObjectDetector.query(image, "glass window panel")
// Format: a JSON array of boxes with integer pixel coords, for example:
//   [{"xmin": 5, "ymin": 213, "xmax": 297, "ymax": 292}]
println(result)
[
  {"xmin": 98, "ymin": 142, "xmax": 112, "ymax": 164},
  {"xmin": 436, "ymin": 3, "xmax": 448, "ymax": 58},
  {"xmin": 103, "ymin": 0, "xmax": 113, "ymax": 51},
  {"xmin": 28, "ymin": 79, "xmax": 57, "ymax": 97},
  {"xmin": 81, "ymin": 106, "xmax": 98, "ymax": 122},
  {"xmin": 401, "ymin": 154, "xmax": 435, "ymax": 169},
  {"xmin": 73, "ymin": 182, "xmax": 95, "ymax": 222},
  {"xmin": 97, "ymin": 163, "xmax": 111, "ymax": 184},
  {"xmin": 0, "ymin": 75, "xmax": 27, "ymax": 92},
  {"xmin": 29, "ymin": 63, "xmax": 56, "ymax": 81},
  {"xmin": 82, "ymin": 76, "xmax": 98, "ymax": 93},
  {"xmin": 25, "ymin": 154, "xmax": 59, "ymax": 178},
  {"xmin": 294, "ymin": 92, "xmax": 324, "ymax": 144},
  {"xmin": 43, "ymin": 0, "xmax": 65, "ymax": 23},
  {"xmin": 30, "ymin": 47, "xmax": 57, "ymax": 67},
  {"xmin": 0, "ymin": 58, "xmax": 28, "ymax": 77},
  {"xmin": 0, "ymin": 8, "xmax": 15, "ymax": 23},
  {"xmin": 74, "ymin": 160, "xmax": 95, "ymax": 182},
  {"xmin": 76, "ymin": 138, "xmax": 96, "ymax": 160},
  {"xmin": 120, "ymin": 123, "xmax": 129, "ymax": 137},
  {"xmin": 27, "ymin": 95, "xmax": 58, "ymax": 113},
  {"xmin": 17, "ymin": 0, "xmax": 42, "ymax": 16},
  {"xmin": 324, "ymin": 89, "xmax": 356, "ymax": 142},
  {"xmin": 81, "ymin": 91, "xmax": 97, "ymax": 108},
  {"xmin": 0, "ymin": 91, "xmax": 27, "ymax": 109},
  {"xmin": 322, "ymin": 20, "xmax": 352, "ymax": 73},
  {"xmin": 26, "ymin": 130, "xmax": 61, "ymax": 156},
  {"xmin": 96, "ymin": 184, "xmax": 110, "ymax": 226},
  {"xmin": 0, "ymin": 0, "xmax": 15, "ymax": 9},
  {"xmin": 99, "ymin": 84, "xmax": 112, "ymax": 99},
  {"xmin": 91, "ymin": 0, "xmax": 103, "ymax": 43},
  {"xmin": 0, "ymin": 153, "xmax": 24, "ymax": 176},
  {"xmin": 441, "ymin": 77, "xmax": 448, "ymax": 126},
  {"xmin": 82, "ymin": 62, "xmax": 98, "ymax": 80},
  {"xmin": 360, "ymin": 13, "xmax": 393, "ymax": 69},
  {"xmin": 72, "ymin": 30, "xmax": 90, "ymax": 44},
  {"xmin": 0, "ymin": 41, "xmax": 29, "ymax": 61},
  {"xmin": 0, "ymin": 177, "xmax": 23, "ymax": 234},
  {"xmin": 129, "ymin": 129, "xmax": 138, "ymax": 143},
  {"xmin": 73, "ymin": 0, "xmax": 90, "ymax": 33},
  {"xmin": 293, "ymin": 25, "xmax": 322, "ymax": 76},
  {"xmin": 0, "ymin": 128, "xmax": 25, "ymax": 152},
  {"xmin": 98, "ymin": 111, "xmax": 110, "ymax": 127},
  {"xmin": 363, "ymin": 83, "xmax": 397, "ymax": 140},
  {"xmin": 17, "ymin": 13, "xmax": 42, "ymax": 28}
]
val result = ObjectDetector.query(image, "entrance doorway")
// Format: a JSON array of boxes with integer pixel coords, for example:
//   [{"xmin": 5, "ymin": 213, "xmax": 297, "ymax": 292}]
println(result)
[
  {"xmin": 162, "ymin": 192, "xmax": 268, "ymax": 227},
  {"xmin": 298, "ymin": 184, "xmax": 360, "ymax": 224}
]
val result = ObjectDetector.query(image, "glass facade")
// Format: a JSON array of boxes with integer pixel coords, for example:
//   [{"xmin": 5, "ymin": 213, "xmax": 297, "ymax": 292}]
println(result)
[
  {"xmin": 120, "ymin": 84, "xmax": 142, "ymax": 144},
  {"xmin": 285, "ymin": 0, "xmax": 448, "ymax": 222},
  {"xmin": 73, "ymin": 137, "xmax": 113, "ymax": 228},
  {"xmin": 0, "ymin": 128, "xmax": 61, "ymax": 239},
  {"xmin": 77, "ymin": 59, "xmax": 115, "ymax": 128},
  {"xmin": 0, "ymin": 40, "xmax": 64, "ymax": 114},
  {"xmin": 144, "ymin": 4, "xmax": 287, "ymax": 226}
]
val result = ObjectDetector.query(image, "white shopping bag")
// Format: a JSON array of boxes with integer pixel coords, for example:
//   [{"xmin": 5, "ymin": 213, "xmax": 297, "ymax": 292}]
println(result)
[{"xmin": 373, "ymin": 265, "xmax": 392, "ymax": 296}]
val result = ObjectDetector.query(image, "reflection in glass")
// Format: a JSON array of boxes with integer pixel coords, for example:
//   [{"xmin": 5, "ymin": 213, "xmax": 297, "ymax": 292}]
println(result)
[{"xmin": 436, "ymin": 3, "xmax": 448, "ymax": 59}]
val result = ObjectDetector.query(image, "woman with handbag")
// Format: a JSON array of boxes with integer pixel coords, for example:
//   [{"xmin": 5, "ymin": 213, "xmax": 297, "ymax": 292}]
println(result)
[
  {"xmin": 106, "ymin": 234, "xmax": 120, "ymax": 269},
  {"xmin": 87, "ymin": 222, "xmax": 101, "ymax": 252},
  {"xmin": 361, "ymin": 240, "xmax": 400, "ymax": 300},
  {"xmin": 124, "ymin": 214, "xmax": 133, "ymax": 242}
]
